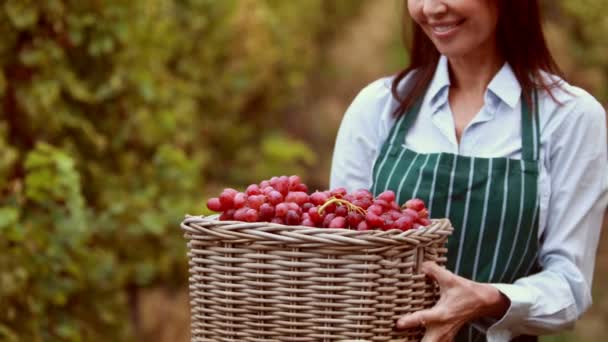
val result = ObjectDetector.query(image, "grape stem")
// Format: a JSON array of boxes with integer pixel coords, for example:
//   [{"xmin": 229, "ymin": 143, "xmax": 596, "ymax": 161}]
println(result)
[{"xmin": 317, "ymin": 197, "xmax": 366, "ymax": 216}]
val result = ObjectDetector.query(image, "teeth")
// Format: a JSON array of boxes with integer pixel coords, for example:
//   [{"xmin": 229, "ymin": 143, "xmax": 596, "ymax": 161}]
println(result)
[{"xmin": 432, "ymin": 23, "xmax": 460, "ymax": 33}]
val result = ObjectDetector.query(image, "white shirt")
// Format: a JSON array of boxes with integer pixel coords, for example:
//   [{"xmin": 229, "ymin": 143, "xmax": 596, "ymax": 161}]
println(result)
[{"xmin": 330, "ymin": 55, "xmax": 608, "ymax": 340}]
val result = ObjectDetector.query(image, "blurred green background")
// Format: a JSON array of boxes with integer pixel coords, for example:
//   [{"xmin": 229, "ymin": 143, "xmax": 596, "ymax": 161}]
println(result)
[{"xmin": 0, "ymin": 1, "xmax": 606, "ymax": 341}]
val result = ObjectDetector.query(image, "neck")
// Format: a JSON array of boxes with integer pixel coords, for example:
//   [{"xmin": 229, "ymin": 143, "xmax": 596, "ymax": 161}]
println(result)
[{"xmin": 447, "ymin": 44, "xmax": 504, "ymax": 95}]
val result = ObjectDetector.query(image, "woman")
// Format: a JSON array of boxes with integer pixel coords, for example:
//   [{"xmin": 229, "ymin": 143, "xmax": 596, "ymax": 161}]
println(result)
[{"xmin": 330, "ymin": 0, "xmax": 607, "ymax": 341}]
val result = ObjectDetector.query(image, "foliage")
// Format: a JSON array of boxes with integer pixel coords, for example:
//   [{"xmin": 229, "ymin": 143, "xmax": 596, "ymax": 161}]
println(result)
[
  {"xmin": 542, "ymin": 0, "xmax": 608, "ymax": 101},
  {"xmin": 0, "ymin": 0, "xmax": 363, "ymax": 340}
]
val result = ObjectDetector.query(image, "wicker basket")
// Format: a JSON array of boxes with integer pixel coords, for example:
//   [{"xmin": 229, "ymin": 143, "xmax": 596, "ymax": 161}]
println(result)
[{"xmin": 181, "ymin": 215, "xmax": 453, "ymax": 342}]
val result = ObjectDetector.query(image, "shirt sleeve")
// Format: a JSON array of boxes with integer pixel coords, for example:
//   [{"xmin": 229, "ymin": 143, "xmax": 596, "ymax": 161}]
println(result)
[
  {"xmin": 486, "ymin": 93, "xmax": 608, "ymax": 340},
  {"xmin": 329, "ymin": 78, "xmax": 392, "ymax": 192}
]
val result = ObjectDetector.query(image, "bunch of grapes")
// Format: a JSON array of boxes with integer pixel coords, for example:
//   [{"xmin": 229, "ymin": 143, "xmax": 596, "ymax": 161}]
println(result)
[{"xmin": 206, "ymin": 175, "xmax": 431, "ymax": 231}]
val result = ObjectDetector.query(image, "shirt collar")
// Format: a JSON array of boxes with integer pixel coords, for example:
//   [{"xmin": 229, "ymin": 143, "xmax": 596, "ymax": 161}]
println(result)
[
  {"xmin": 427, "ymin": 55, "xmax": 451, "ymax": 113},
  {"xmin": 426, "ymin": 55, "xmax": 522, "ymax": 111},
  {"xmin": 487, "ymin": 62, "xmax": 522, "ymax": 109}
]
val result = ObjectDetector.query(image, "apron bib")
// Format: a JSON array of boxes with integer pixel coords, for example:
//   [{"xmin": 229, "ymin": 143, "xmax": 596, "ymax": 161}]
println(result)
[{"xmin": 371, "ymin": 91, "xmax": 541, "ymax": 342}]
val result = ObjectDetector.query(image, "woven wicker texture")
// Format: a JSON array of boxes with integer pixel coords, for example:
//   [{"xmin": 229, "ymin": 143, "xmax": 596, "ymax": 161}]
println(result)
[{"xmin": 182, "ymin": 215, "xmax": 453, "ymax": 342}]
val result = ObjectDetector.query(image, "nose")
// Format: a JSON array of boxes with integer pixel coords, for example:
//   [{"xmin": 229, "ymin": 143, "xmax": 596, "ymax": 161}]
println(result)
[{"xmin": 422, "ymin": 0, "xmax": 448, "ymax": 18}]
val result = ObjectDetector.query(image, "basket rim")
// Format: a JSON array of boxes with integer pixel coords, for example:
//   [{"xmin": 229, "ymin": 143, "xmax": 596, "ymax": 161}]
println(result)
[{"xmin": 181, "ymin": 214, "xmax": 453, "ymax": 248}]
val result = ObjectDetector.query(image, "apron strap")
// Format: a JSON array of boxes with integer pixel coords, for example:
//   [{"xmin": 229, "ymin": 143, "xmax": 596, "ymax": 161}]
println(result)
[
  {"xmin": 389, "ymin": 97, "xmax": 424, "ymax": 148},
  {"xmin": 393, "ymin": 89, "xmax": 540, "ymax": 162},
  {"xmin": 521, "ymin": 90, "xmax": 540, "ymax": 161}
]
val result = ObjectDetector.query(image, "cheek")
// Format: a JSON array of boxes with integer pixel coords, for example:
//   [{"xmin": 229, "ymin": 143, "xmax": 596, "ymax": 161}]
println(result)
[
  {"xmin": 470, "ymin": 15, "xmax": 498, "ymax": 43},
  {"xmin": 407, "ymin": 0, "xmax": 423, "ymax": 24}
]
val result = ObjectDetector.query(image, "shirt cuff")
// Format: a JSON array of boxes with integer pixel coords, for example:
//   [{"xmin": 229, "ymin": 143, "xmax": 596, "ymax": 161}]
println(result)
[{"xmin": 485, "ymin": 283, "xmax": 535, "ymax": 341}]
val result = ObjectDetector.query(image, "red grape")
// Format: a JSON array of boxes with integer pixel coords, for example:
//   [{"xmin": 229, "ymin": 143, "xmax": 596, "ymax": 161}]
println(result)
[
  {"xmin": 367, "ymin": 204, "xmax": 383, "ymax": 216},
  {"xmin": 357, "ymin": 221, "xmax": 370, "ymax": 231},
  {"xmin": 381, "ymin": 214, "xmax": 394, "ymax": 230},
  {"xmin": 377, "ymin": 190, "xmax": 396, "ymax": 203},
  {"xmin": 322, "ymin": 213, "xmax": 336, "ymax": 227},
  {"xmin": 259, "ymin": 203, "xmax": 275, "ymax": 221},
  {"xmin": 334, "ymin": 205, "xmax": 348, "ymax": 217},
  {"xmin": 389, "ymin": 210, "xmax": 401, "ymax": 220},
  {"xmin": 233, "ymin": 207, "xmax": 249, "ymax": 221},
  {"xmin": 274, "ymin": 181, "xmax": 289, "ymax": 196},
  {"xmin": 246, "ymin": 184, "xmax": 261, "ymax": 195},
  {"xmin": 233, "ymin": 192, "xmax": 247, "ymax": 209},
  {"xmin": 294, "ymin": 183, "xmax": 308, "ymax": 193},
  {"xmin": 402, "ymin": 208, "xmax": 419, "ymax": 220},
  {"xmin": 285, "ymin": 191, "xmax": 309, "ymax": 206},
  {"xmin": 259, "ymin": 180, "xmax": 270, "ymax": 188},
  {"xmin": 247, "ymin": 195, "xmax": 265, "ymax": 210},
  {"xmin": 418, "ymin": 218, "xmax": 431, "ymax": 226},
  {"xmin": 219, "ymin": 189, "xmax": 238, "ymax": 209},
  {"xmin": 302, "ymin": 202, "xmax": 314, "ymax": 212},
  {"xmin": 271, "ymin": 217, "xmax": 285, "ymax": 225},
  {"xmin": 418, "ymin": 208, "xmax": 429, "ymax": 219},
  {"xmin": 308, "ymin": 207, "xmax": 322, "ymax": 224},
  {"xmin": 275, "ymin": 203, "xmax": 289, "ymax": 217},
  {"xmin": 405, "ymin": 198, "xmax": 426, "ymax": 211},
  {"xmin": 275, "ymin": 179, "xmax": 289, "ymax": 196},
  {"xmin": 374, "ymin": 199, "xmax": 391, "ymax": 209},
  {"xmin": 347, "ymin": 212, "xmax": 364, "ymax": 227},
  {"xmin": 269, "ymin": 176, "xmax": 279, "ymax": 187},
  {"xmin": 288, "ymin": 175, "xmax": 301, "ymax": 190},
  {"xmin": 353, "ymin": 189, "xmax": 372, "ymax": 200},
  {"xmin": 310, "ymin": 191, "xmax": 329, "ymax": 206},
  {"xmin": 365, "ymin": 212, "xmax": 383, "ymax": 228},
  {"xmin": 301, "ymin": 218, "xmax": 316, "ymax": 227},
  {"xmin": 322, "ymin": 202, "xmax": 336, "ymax": 214},
  {"xmin": 285, "ymin": 210, "xmax": 300, "ymax": 225},
  {"xmin": 219, "ymin": 209, "xmax": 235, "ymax": 221},
  {"xmin": 331, "ymin": 187, "xmax": 347, "ymax": 198},
  {"xmin": 267, "ymin": 190, "xmax": 283, "ymax": 205},
  {"xmin": 395, "ymin": 216, "xmax": 414, "ymax": 230},
  {"xmin": 286, "ymin": 202, "xmax": 300, "ymax": 214},
  {"xmin": 353, "ymin": 198, "xmax": 372, "ymax": 210},
  {"xmin": 244, "ymin": 208, "xmax": 258, "ymax": 222},
  {"xmin": 328, "ymin": 216, "xmax": 347, "ymax": 228},
  {"xmin": 206, "ymin": 197, "xmax": 223, "ymax": 212}
]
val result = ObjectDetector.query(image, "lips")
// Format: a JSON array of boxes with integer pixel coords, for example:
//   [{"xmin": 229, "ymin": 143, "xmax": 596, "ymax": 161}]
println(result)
[{"xmin": 428, "ymin": 19, "xmax": 465, "ymax": 37}]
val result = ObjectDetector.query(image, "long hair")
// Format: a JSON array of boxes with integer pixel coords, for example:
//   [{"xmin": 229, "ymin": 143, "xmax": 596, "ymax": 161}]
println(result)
[{"xmin": 391, "ymin": 0, "xmax": 564, "ymax": 117}]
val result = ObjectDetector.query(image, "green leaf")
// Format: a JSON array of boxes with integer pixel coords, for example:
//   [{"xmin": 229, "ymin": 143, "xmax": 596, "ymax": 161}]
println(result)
[
  {"xmin": 0, "ymin": 324, "xmax": 19, "ymax": 342},
  {"xmin": 0, "ymin": 207, "xmax": 18, "ymax": 229},
  {"xmin": 4, "ymin": 0, "xmax": 39, "ymax": 29}
]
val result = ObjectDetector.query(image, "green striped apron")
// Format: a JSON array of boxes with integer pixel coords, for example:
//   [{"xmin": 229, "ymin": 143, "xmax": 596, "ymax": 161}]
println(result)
[{"xmin": 371, "ymin": 92, "xmax": 541, "ymax": 342}]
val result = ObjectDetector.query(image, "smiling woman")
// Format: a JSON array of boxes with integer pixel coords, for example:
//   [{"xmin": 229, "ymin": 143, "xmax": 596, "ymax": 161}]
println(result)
[
  {"xmin": 409, "ymin": 0, "xmax": 497, "ymax": 55},
  {"xmin": 330, "ymin": 0, "xmax": 608, "ymax": 341}
]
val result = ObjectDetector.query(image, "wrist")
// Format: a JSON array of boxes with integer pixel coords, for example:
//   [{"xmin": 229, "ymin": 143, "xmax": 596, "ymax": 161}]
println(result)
[{"xmin": 476, "ymin": 283, "xmax": 511, "ymax": 320}]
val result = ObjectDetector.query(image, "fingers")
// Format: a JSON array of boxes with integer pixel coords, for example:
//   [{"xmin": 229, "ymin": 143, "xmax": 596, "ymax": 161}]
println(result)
[
  {"xmin": 396, "ymin": 311, "xmax": 426, "ymax": 330},
  {"xmin": 421, "ymin": 326, "xmax": 456, "ymax": 342},
  {"xmin": 395, "ymin": 306, "xmax": 445, "ymax": 330},
  {"xmin": 421, "ymin": 261, "xmax": 454, "ymax": 287}
]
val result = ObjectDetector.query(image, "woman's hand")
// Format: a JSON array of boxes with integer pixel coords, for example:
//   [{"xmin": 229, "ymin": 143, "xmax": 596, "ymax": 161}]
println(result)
[{"xmin": 395, "ymin": 262, "xmax": 510, "ymax": 342}]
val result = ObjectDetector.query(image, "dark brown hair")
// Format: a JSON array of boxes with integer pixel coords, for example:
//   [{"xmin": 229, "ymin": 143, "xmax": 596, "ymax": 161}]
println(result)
[{"xmin": 391, "ymin": 0, "xmax": 564, "ymax": 117}]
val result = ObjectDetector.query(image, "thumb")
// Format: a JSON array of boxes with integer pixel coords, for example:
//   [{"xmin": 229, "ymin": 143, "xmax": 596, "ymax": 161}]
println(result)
[
  {"xmin": 421, "ymin": 261, "xmax": 454, "ymax": 287},
  {"xmin": 395, "ymin": 306, "xmax": 443, "ymax": 330}
]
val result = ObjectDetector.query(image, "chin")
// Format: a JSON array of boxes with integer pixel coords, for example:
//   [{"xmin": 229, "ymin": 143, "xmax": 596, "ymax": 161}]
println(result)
[{"xmin": 434, "ymin": 44, "xmax": 475, "ymax": 59}]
